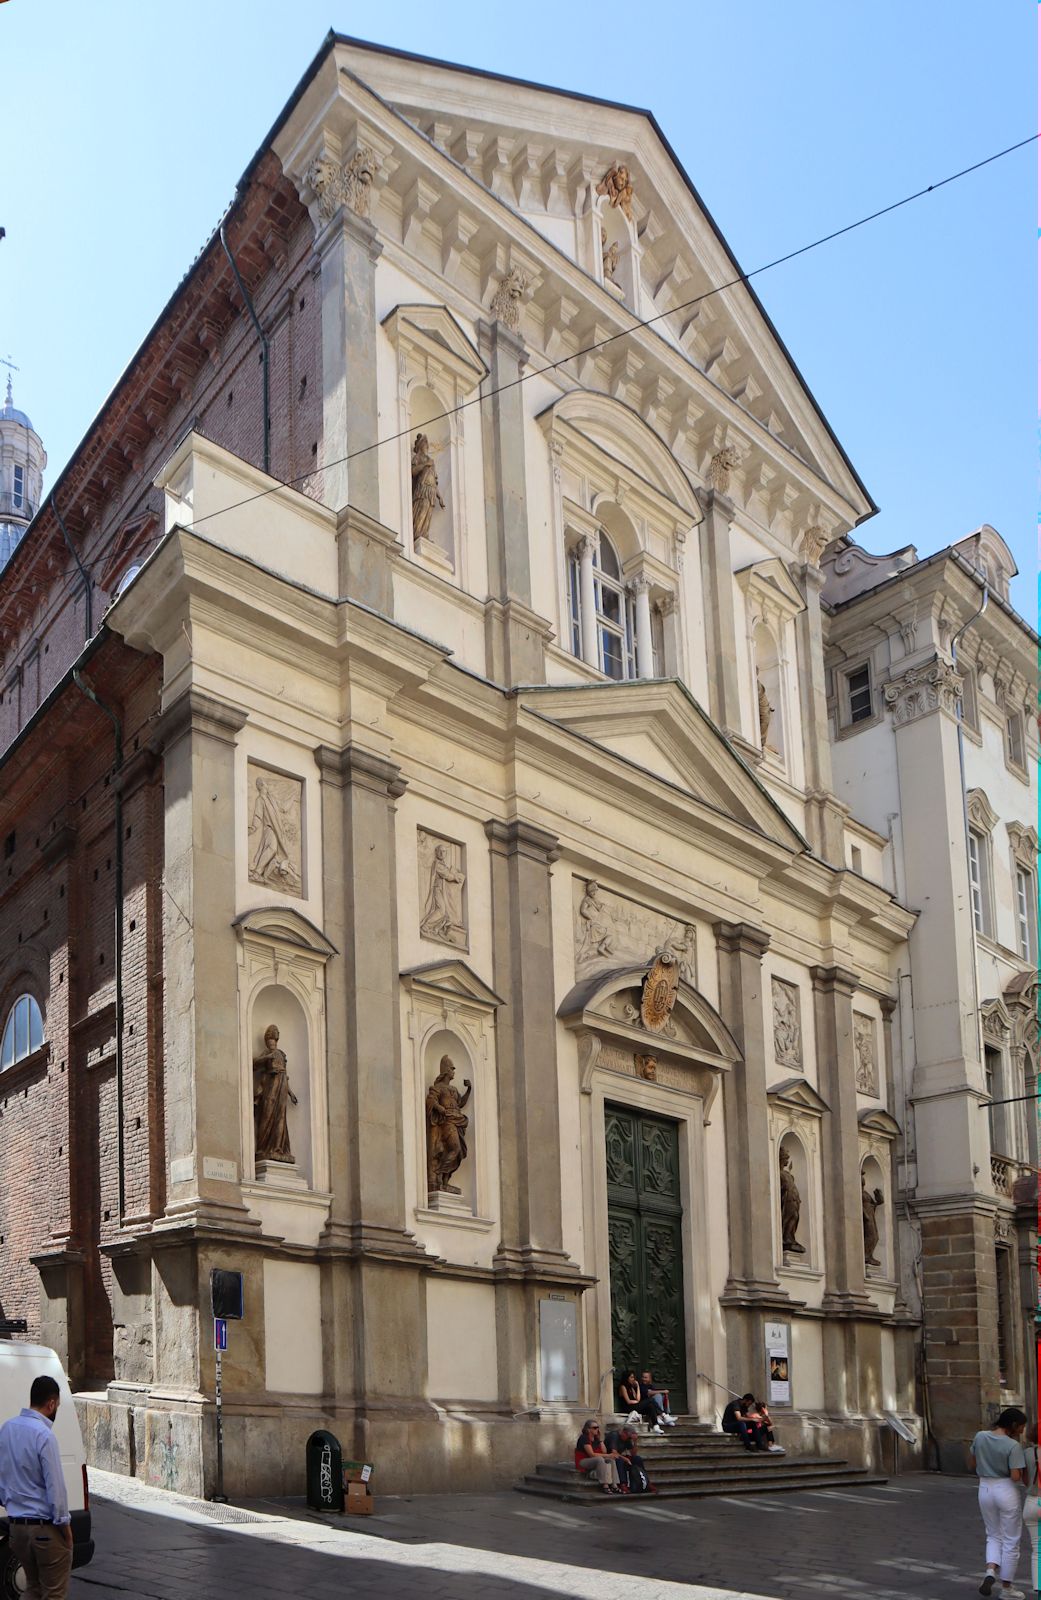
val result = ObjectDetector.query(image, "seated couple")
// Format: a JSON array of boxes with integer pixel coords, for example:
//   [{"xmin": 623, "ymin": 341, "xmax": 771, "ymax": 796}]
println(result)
[
  {"xmin": 722, "ymin": 1393, "xmax": 784, "ymax": 1453},
  {"xmin": 575, "ymin": 1420, "xmax": 652, "ymax": 1494},
  {"xmin": 618, "ymin": 1369, "xmax": 678, "ymax": 1434}
]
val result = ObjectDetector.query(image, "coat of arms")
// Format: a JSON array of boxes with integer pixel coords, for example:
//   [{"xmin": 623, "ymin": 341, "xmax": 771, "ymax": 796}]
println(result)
[{"xmin": 639, "ymin": 950, "xmax": 680, "ymax": 1032}]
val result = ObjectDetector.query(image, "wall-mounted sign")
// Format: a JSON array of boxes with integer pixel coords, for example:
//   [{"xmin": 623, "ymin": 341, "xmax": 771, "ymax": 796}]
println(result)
[{"xmin": 765, "ymin": 1320, "xmax": 791, "ymax": 1406}]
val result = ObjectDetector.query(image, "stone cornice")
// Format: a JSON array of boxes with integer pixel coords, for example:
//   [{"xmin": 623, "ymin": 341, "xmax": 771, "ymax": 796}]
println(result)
[
  {"xmin": 810, "ymin": 964, "xmax": 859, "ymax": 998},
  {"xmin": 713, "ymin": 920, "xmax": 771, "ymax": 960},
  {"xmin": 314, "ymin": 742, "xmax": 407, "ymax": 799},
  {"xmin": 156, "ymin": 688, "xmax": 248, "ymax": 750},
  {"xmin": 484, "ymin": 816, "xmax": 560, "ymax": 865}
]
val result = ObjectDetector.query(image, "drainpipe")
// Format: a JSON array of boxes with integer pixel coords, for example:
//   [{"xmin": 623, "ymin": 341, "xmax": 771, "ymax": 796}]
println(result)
[
  {"xmin": 72, "ymin": 671, "xmax": 125, "ymax": 1225},
  {"xmin": 53, "ymin": 500, "xmax": 93, "ymax": 640},
  {"xmin": 219, "ymin": 219, "xmax": 270, "ymax": 476}
]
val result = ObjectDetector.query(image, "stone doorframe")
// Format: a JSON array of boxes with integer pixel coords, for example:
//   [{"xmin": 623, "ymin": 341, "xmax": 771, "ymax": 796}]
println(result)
[{"xmin": 558, "ymin": 965, "xmax": 739, "ymax": 1422}]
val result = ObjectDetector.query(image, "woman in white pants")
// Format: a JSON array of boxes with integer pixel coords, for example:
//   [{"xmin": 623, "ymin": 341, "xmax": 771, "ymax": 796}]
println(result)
[
  {"xmin": 970, "ymin": 1407, "xmax": 1028, "ymax": 1599},
  {"xmin": 1020, "ymin": 1432, "xmax": 1038, "ymax": 1596}
]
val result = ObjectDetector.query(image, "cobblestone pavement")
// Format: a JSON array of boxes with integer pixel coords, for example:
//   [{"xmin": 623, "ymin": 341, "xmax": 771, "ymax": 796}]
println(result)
[{"xmin": 70, "ymin": 1469, "xmax": 1030, "ymax": 1600}]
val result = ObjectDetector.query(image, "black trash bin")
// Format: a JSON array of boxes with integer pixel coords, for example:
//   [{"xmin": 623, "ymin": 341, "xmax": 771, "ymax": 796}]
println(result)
[{"xmin": 306, "ymin": 1429, "xmax": 344, "ymax": 1512}]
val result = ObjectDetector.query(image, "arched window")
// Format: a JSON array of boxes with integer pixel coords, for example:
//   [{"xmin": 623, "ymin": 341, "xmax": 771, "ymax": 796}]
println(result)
[
  {"xmin": 115, "ymin": 564, "xmax": 142, "ymax": 597},
  {"xmin": 593, "ymin": 533, "xmax": 636, "ymax": 680},
  {"xmin": 1, "ymin": 993, "xmax": 44, "ymax": 1070}
]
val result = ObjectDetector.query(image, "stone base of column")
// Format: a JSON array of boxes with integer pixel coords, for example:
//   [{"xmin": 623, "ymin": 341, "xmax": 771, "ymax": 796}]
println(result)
[
  {"xmin": 336, "ymin": 503, "xmax": 400, "ymax": 614},
  {"xmin": 719, "ymin": 1276, "xmax": 793, "ymax": 1310},
  {"xmin": 317, "ymin": 1219, "xmax": 432, "ymax": 1264},
  {"xmin": 821, "ymin": 1290, "xmax": 884, "ymax": 1319},
  {"xmin": 492, "ymin": 1244, "xmax": 592, "ymax": 1286},
  {"xmin": 483, "ymin": 597, "xmax": 553, "ymax": 686}
]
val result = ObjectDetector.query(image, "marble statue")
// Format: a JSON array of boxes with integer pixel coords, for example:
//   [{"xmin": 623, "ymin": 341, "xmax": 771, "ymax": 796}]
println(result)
[
  {"xmin": 410, "ymin": 433, "xmax": 445, "ymax": 543},
  {"xmin": 757, "ymin": 670, "xmax": 773, "ymax": 747},
  {"xmin": 601, "ymin": 227, "xmax": 620, "ymax": 281},
  {"xmin": 862, "ymin": 1178, "xmax": 884, "ymax": 1266},
  {"xmin": 596, "ymin": 163, "xmax": 635, "ymax": 221},
  {"xmin": 248, "ymin": 773, "xmax": 302, "ymax": 895},
  {"xmin": 577, "ymin": 880, "xmax": 614, "ymax": 961},
  {"xmin": 253, "ymin": 1025, "xmax": 298, "ymax": 1164},
  {"xmin": 426, "ymin": 1056, "xmax": 472, "ymax": 1194},
  {"xmin": 420, "ymin": 838, "xmax": 466, "ymax": 945},
  {"xmin": 779, "ymin": 1147, "xmax": 805, "ymax": 1254}
]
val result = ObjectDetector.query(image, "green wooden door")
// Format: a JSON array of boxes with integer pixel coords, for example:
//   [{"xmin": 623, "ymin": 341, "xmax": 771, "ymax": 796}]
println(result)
[{"xmin": 605, "ymin": 1105, "xmax": 687, "ymax": 1413}]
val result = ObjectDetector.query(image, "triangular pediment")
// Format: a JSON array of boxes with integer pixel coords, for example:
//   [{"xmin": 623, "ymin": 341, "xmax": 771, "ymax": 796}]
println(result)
[
  {"xmin": 381, "ymin": 303, "xmax": 487, "ymax": 389},
  {"xmin": 769, "ymin": 1077, "xmax": 829, "ymax": 1117},
  {"xmin": 400, "ymin": 959, "xmax": 503, "ymax": 1009},
  {"xmin": 858, "ymin": 1107, "xmax": 901, "ymax": 1139},
  {"xmin": 520, "ymin": 680, "xmax": 806, "ymax": 853}
]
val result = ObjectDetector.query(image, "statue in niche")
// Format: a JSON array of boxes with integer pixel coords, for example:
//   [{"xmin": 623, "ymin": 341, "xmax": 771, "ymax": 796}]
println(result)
[
  {"xmin": 757, "ymin": 670, "xmax": 774, "ymax": 748},
  {"xmin": 253, "ymin": 1025, "xmax": 298, "ymax": 1164},
  {"xmin": 420, "ymin": 837, "xmax": 466, "ymax": 946},
  {"xmin": 248, "ymin": 773, "xmax": 302, "ymax": 895},
  {"xmin": 426, "ymin": 1055, "xmax": 472, "ymax": 1194},
  {"xmin": 779, "ymin": 1147, "xmax": 805, "ymax": 1254},
  {"xmin": 862, "ymin": 1177, "xmax": 885, "ymax": 1267},
  {"xmin": 601, "ymin": 227, "xmax": 620, "ymax": 282},
  {"xmin": 772, "ymin": 980, "xmax": 801, "ymax": 1068},
  {"xmin": 707, "ymin": 445, "xmax": 740, "ymax": 495},
  {"xmin": 596, "ymin": 163, "xmax": 635, "ymax": 222},
  {"xmin": 578, "ymin": 880, "xmax": 615, "ymax": 962},
  {"xmin": 410, "ymin": 432, "xmax": 445, "ymax": 543}
]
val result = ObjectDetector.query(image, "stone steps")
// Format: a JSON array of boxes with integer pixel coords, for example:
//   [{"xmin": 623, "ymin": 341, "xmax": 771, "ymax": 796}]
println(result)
[{"xmin": 514, "ymin": 1418, "xmax": 888, "ymax": 1503}]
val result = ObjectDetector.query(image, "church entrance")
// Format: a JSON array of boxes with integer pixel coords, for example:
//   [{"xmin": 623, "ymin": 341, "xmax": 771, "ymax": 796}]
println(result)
[{"xmin": 605, "ymin": 1103, "xmax": 687, "ymax": 1414}]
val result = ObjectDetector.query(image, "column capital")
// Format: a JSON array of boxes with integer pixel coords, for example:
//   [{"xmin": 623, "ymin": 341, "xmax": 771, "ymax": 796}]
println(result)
[
  {"xmin": 878, "ymin": 993, "xmax": 898, "ymax": 1021},
  {"xmin": 477, "ymin": 317, "xmax": 529, "ymax": 374},
  {"xmin": 810, "ymin": 963, "xmax": 859, "ymax": 998},
  {"xmin": 314, "ymin": 743, "xmax": 406, "ymax": 798},
  {"xmin": 628, "ymin": 575, "xmax": 653, "ymax": 597},
  {"xmin": 156, "ymin": 688, "xmax": 248, "ymax": 751},
  {"xmin": 485, "ymin": 817, "xmax": 560, "ymax": 865},
  {"xmin": 694, "ymin": 485, "xmax": 735, "ymax": 521},
  {"xmin": 576, "ymin": 532, "xmax": 597, "ymax": 559},
  {"xmin": 713, "ymin": 920, "xmax": 770, "ymax": 960}
]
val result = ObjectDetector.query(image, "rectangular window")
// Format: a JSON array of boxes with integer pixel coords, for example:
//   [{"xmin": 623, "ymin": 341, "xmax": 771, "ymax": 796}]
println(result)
[
  {"xmin": 968, "ymin": 830, "xmax": 986, "ymax": 934},
  {"xmin": 846, "ymin": 664, "xmax": 872, "ymax": 724},
  {"xmin": 984, "ymin": 1044, "xmax": 1001, "ymax": 1153},
  {"xmin": 1016, "ymin": 867, "xmax": 1034, "ymax": 960},
  {"xmin": 566, "ymin": 551, "xmax": 582, "ymax": 659},
  {"xmin": 959, "ymin": 668, "xmax": 979, "ymax": 732},
  {"xmin": 1005, "ymin": 711, "xmax": 1025, "ymax": 770},
  {"xmin": 11, "ymin": 464, "xmax": 24, "ymax": 509}
]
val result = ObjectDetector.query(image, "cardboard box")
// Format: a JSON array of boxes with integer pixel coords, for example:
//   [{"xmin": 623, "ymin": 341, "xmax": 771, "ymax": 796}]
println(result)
[
  {"xmin": 344, "ymin": 1481, "xmax": 373, "ymax": 1516},
  {"xmin": 342, "ymin": 1460, "xmax": 374, "ymax": 1485}
]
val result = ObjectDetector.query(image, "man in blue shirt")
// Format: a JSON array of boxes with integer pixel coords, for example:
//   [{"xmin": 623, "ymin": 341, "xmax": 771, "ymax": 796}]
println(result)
[{"xmin": 0, "ymin": 1375, "xmax": 72, "ymax": 1599}]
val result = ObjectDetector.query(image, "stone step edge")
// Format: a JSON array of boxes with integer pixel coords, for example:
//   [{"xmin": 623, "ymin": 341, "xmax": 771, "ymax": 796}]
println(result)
[{"xmin": 515, "ymin": 1473, "xmax": 889, "ymax": 1504}]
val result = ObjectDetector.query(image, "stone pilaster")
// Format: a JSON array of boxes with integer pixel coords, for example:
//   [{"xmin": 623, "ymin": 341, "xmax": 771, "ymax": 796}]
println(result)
[
  {"xmin": 155, "ymin": 689, "xmax": 258, "ymax": 1238},
  {"xmin": 811, "ymin": 964, "xmax": 874, "ymax": 1315},
  {"xmin": 795, "ymin": 562, "xmax": 845, "ymax": 864},
  {"xmin": 479, "ymin": 320, "xmax": 547, "ymax": 684},
  {"xmin": 695, "ymin": 489, "xmax": 741, "ymax": 735},
  {"xmin": 713, "ymin": 922, "xmax": 783, "ymax": 1300},
  {"xmin": 916, "ymin": 1199, "xmax": 1002, "ymax": 1472},
  {"xmin": 315, "ymin": 206, "xmax": 382, "ymax": 521}
]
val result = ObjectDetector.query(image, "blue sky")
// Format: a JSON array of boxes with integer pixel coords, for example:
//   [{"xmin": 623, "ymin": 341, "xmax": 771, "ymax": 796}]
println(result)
[{"xmin": 1, "ymin": 1, "xmax": 1034, "ymax": 610}]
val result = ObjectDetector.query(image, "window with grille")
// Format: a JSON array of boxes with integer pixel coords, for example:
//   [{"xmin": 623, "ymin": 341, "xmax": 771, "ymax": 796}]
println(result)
[{"xmin": 845, "ymin": 664, "xmax": 872, "ymax": 724}]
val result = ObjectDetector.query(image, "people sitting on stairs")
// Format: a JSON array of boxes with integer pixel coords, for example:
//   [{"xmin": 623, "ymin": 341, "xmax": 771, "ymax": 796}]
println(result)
[
  {"xmin": 574, "ymin": 1420, "xmax": 622, "ymax": 1493},
  {"xmin": 747, "ymin": 1398, "xmax": 785, "ymax": 1454},
  {"xmin": 603, "ymin": 1424, "xmax": 652, "ymax": 1493},
  {"xmin": 618, "ymin": 1369, "xmax": 642, "ymax": 1418},
  {"xmin": 722, "ymin": 1393, "xmax": 769, "ymax": 1452},
  {"xmin": 637, "ymin": 1370, "xmax": 678, "ymax": 1433}
]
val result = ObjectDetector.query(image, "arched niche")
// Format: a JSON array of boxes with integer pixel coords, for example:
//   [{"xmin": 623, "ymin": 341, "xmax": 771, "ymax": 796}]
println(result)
[
  {"xmin": 422, "ymin": 1026, "xmax": 478, "ymax": 1213},
  {"xmin": 753, "ymin": 621, "xmax": 785, "ymax": 761},
  {"xmin": 233, "ymin": 906, "xmax": 335, "ymax": 1204},
  {"xmin": 768, "ymin": 1076, "xmax": 828, "ymax": 1279},
  {"xmin": 777, "ymin": 1129, "xmax": 812, "ymax": 1266}
]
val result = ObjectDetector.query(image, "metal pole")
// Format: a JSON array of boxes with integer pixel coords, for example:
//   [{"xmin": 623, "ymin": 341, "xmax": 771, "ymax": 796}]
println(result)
[{"xmin": 211, "ymin": 1345, "xmax": 228, "ymax": 1503}]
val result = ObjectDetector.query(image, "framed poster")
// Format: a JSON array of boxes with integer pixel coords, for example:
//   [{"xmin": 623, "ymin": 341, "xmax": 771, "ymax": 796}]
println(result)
[{"xmin": 765, "ymin": 1320, "xmax": 791, "ymax": 1406}]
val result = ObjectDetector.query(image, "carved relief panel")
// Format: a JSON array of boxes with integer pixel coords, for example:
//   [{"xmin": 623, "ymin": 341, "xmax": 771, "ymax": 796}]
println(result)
[
  {"xmin": 418, "ymin": 828, "xmax": 468, "ymax": 950},
  {"xmin": 771, "ymin": 978, "xmax": 802, "ymax": 1069},
  {"xmin": 572, "ymin": 878, "xmax": 696, "ymax": 985},
  {"xmin": 853, "ymin": 1012, "xmax": 879, "ymax": 1095},
  {"xmin": 247, "ymin": 763, "xmax": 304, "ymax": 898}
]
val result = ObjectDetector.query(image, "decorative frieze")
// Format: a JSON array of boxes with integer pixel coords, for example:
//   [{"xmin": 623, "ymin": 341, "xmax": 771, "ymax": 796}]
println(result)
[
  {"xmin": 572, "ymin": 878, "xmax": 695, "ymax": 984},
  {"xmin": 883, "ymin": 656, "xmax": 962, "ymax": 726}
]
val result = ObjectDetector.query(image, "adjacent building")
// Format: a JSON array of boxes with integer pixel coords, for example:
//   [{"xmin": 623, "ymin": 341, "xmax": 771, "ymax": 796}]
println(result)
[
  {"xmin": 0, "ymin": 35, "xmax": 1029, "ymax": 1497},
  {"xmin": 822, "ymin": 526, "xmax": 1038, "ymax": 1470}
]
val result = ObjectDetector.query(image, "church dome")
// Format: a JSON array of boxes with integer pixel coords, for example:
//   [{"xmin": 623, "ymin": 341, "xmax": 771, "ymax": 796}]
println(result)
[{"xmin": 0, "ymin": 377, "xmax": 32, "ymax": 431}]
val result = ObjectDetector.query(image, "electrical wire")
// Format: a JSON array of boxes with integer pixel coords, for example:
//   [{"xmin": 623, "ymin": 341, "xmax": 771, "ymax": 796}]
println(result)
[{"xmin": 178, "ymin": 129, "xmax": 1039, "ymax": 534}]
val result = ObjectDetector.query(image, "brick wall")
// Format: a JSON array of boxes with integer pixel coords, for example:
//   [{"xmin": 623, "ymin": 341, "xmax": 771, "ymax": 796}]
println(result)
[
  {"xmin": 0, "ymin": 645, "xmax": 163, "ymax": 1383},
  {"xmin": 919, "ymin": 1208, "xmax": 1004, "ymax": 1469}
]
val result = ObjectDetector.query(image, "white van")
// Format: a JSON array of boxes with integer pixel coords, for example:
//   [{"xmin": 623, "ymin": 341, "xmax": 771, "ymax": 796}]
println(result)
[{"xmin": 0, "ymin": 1339, "xmax": 94, "ymax": 1593}]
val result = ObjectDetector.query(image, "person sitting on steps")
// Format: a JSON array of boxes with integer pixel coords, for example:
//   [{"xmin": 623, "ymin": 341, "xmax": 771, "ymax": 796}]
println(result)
[
  {"xmin": 721, "ymin": 1392, "xmax": 767, "ymax": 1451},
  {"xmin": 603, "ymin": 1423, "xmax": 652, "ymax": 1493},
  {"xmin": 574, "ymin": 1420, "xmax": 622, "ymax": 1494},
  {"xmin": 747, "ymin": 1398, "xmax": 785, "ymax": 1454},
  {"xmin": 618, "ymin": 1369, "xmax": 643, "ymax": 1424},
  {"xmin": 638, "ymin": 1370, "xmax": 677, "ymax": 1433}
]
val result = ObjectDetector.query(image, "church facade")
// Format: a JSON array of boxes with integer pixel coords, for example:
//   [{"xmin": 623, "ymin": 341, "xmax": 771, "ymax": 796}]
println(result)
[{"xmin": 0, "ymin": 36, "xmax": 978, "ymax": 1496}]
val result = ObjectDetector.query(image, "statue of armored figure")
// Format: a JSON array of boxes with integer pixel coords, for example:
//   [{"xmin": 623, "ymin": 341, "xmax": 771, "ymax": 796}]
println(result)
[
  {"xmin": 862, "ymin": 1178, "xmax": 885, "ymax": 1267},
  {"xmin": 779, "ymin": 1147, "xmax": 805, "ymax": 1254},
  {"xmin": 426, "ymin": 1056, "xmax": 472, "ymax": 1194}
]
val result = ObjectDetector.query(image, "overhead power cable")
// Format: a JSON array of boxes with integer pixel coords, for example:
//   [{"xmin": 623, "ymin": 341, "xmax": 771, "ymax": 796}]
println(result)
[{"xmin": 142, "ymin": 129, "xmax": 1041, "ymax": 532}]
